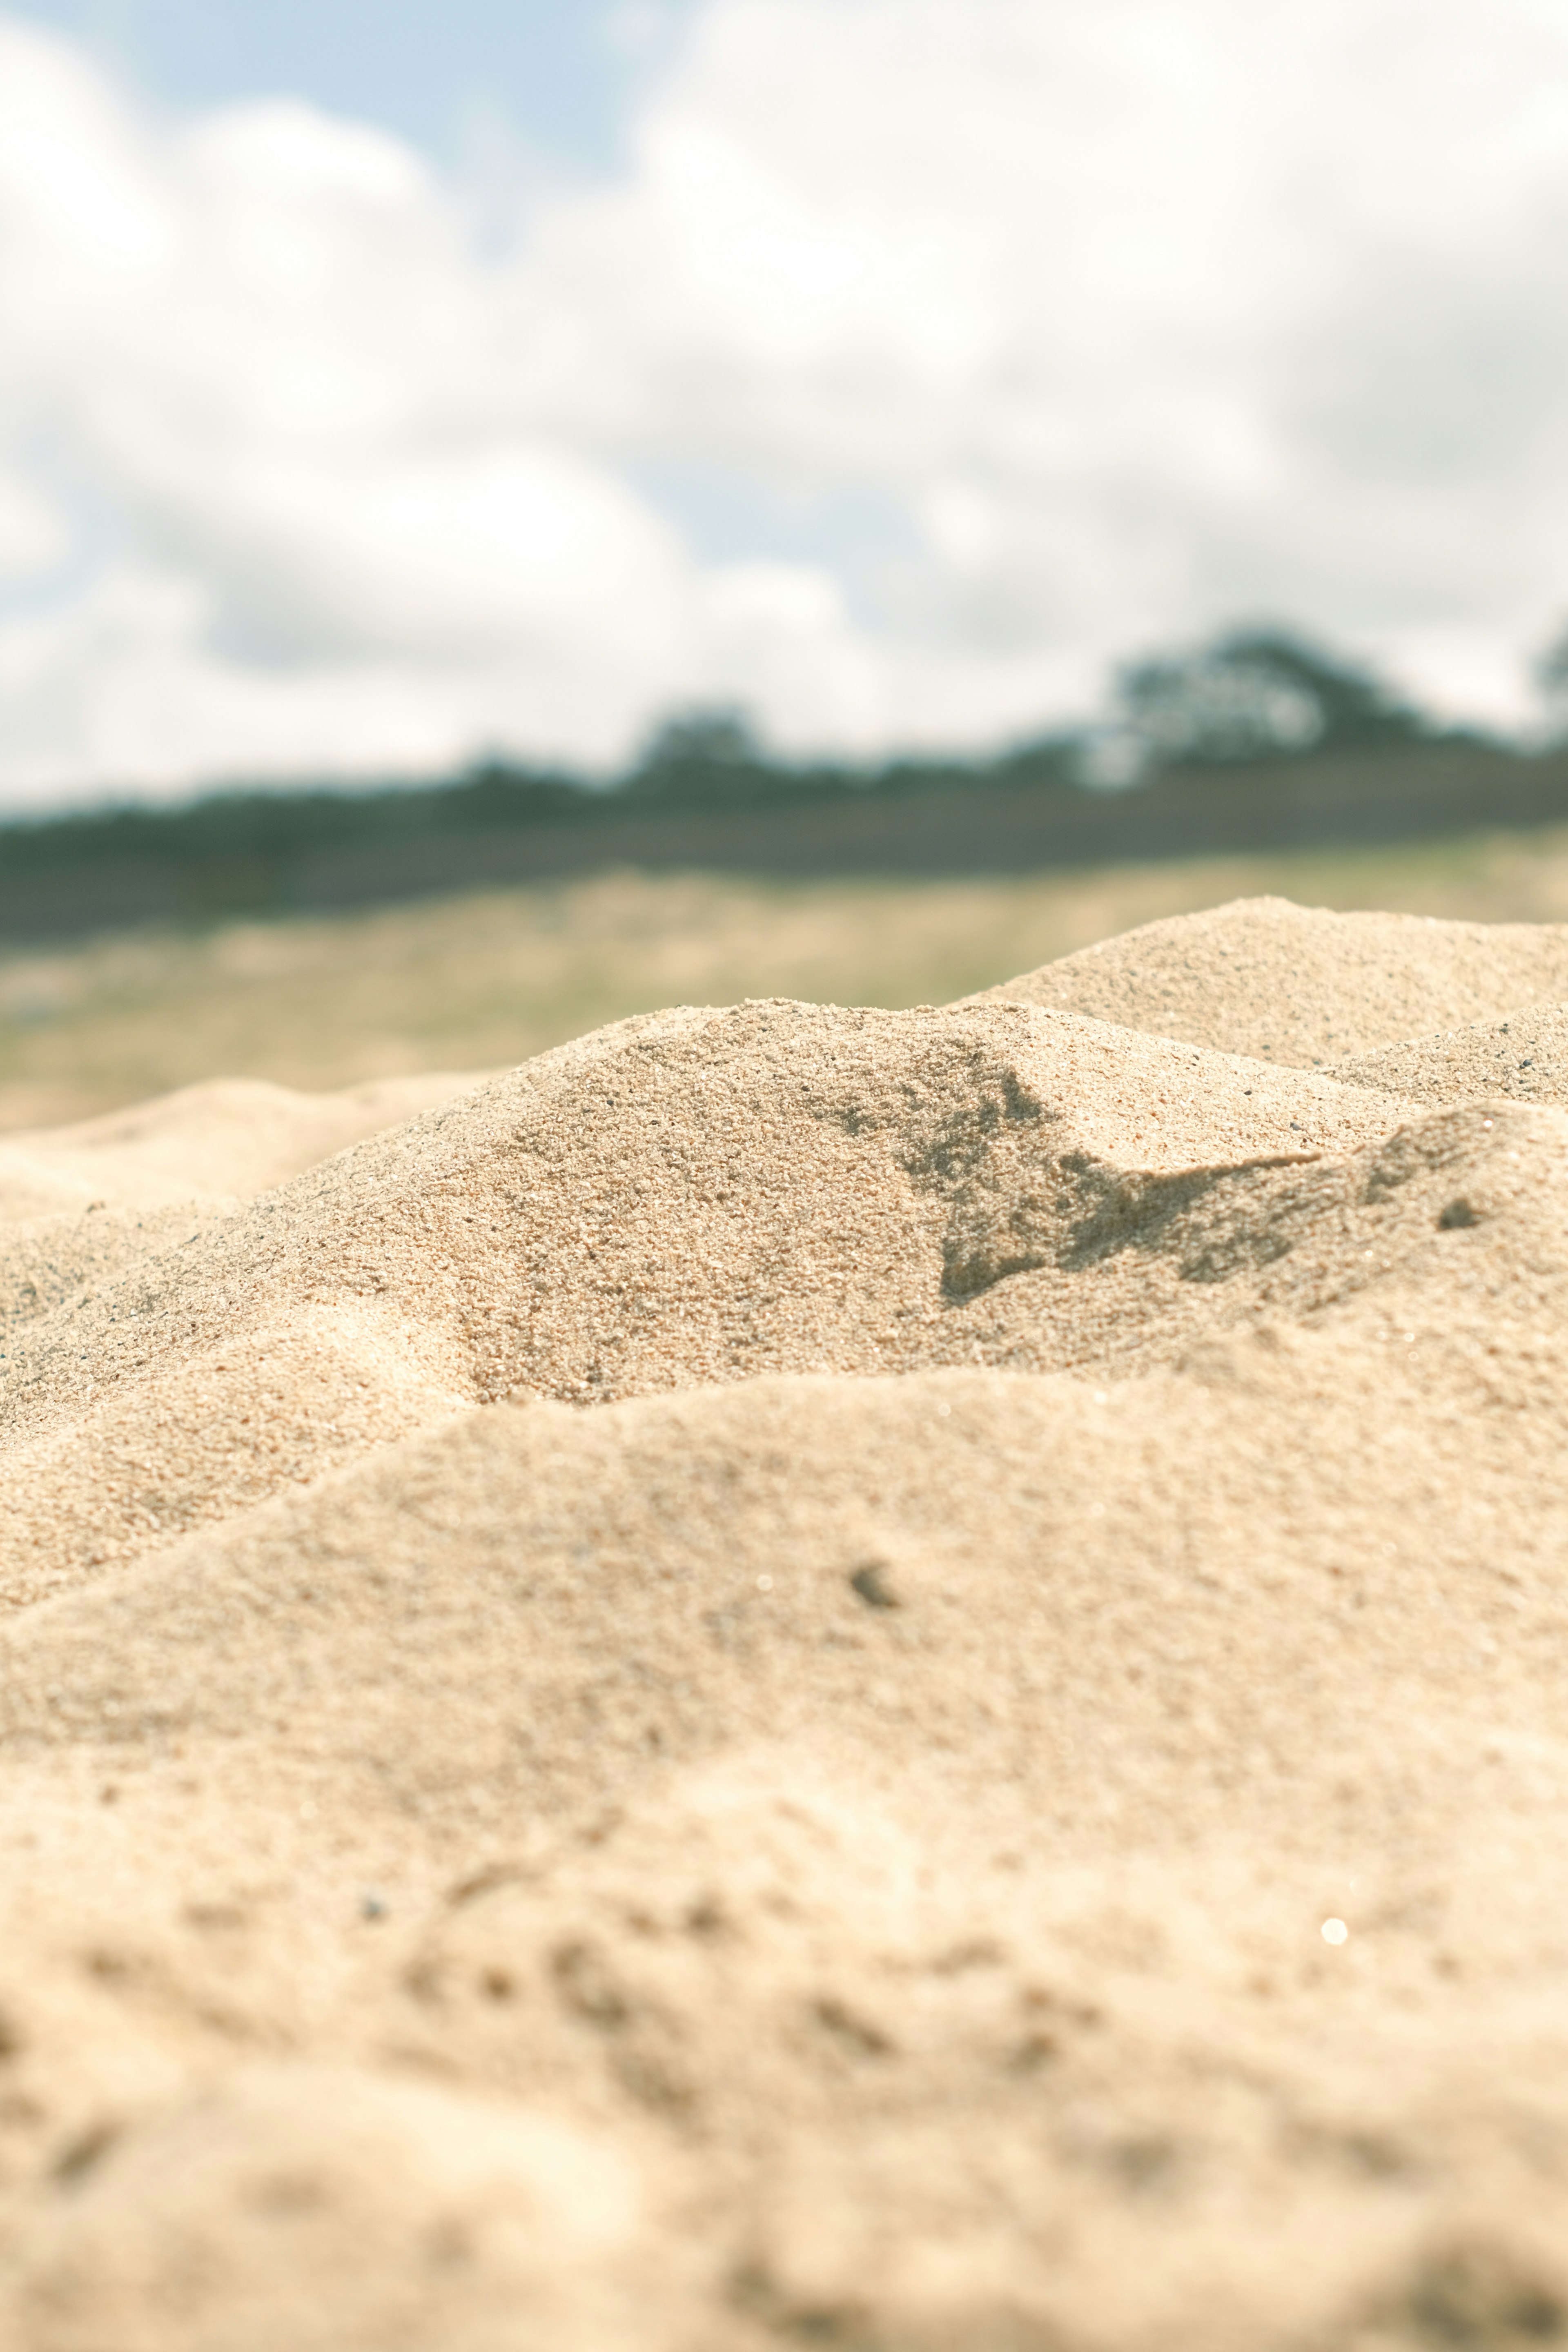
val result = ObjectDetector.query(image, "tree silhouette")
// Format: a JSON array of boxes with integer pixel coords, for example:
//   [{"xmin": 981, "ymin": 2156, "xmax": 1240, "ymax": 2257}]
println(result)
[
  {"xmin": 1113, "ymin": 626, "xmax": 1430, "ymax": 772},
  {"xmin": 1534, "ymin": 623, "xmax": 1568, "ymax": 725},
  {"xmin": 628, "ymin": 707, "xmax": 766, "ymax": 796}
]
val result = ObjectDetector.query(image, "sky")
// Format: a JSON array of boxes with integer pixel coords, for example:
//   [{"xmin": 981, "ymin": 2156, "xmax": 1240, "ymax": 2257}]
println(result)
[
  {"xmin": 4, "ymin": 0, "xmax": 1568, "ymax": 806},
  {"xmin": 8, "ymin": 1, "xmax": 694, "ymax": 174}
]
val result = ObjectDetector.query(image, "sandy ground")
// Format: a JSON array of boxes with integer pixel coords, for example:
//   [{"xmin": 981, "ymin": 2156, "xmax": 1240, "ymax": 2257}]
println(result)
[{"xmin": 3, "ymin": 893, "xmax": 1568, "ymax": 2348}]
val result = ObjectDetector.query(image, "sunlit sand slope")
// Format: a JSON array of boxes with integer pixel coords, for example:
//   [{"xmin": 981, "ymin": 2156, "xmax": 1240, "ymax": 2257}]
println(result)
[
  {"xmin": 2, "ymin": 899, "xmax": 1568, "ymax": 2350},
  {"xmin": 979, "ymin": 892, "xmax": 1568, "ymax": 1062}
]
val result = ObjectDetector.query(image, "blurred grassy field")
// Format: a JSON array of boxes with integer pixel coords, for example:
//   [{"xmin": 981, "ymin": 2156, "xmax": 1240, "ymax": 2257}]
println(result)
[{"xmin": 4, "ymin": 826, "xmax": 1568, "ymax": 1131}]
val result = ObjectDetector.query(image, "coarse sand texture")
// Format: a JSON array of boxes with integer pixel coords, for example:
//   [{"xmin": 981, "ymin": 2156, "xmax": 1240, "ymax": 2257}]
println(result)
[{"xmin": 3, "ymin": 896, "xmax": 1568, "ymax": 2348}]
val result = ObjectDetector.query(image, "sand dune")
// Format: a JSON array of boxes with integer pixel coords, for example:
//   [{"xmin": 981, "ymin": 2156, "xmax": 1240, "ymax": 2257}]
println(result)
[
  {"xmin": 980, "ymin": 891, "xmax": 1568, "ymax": 1062},
  {"xmin": 3, "ymin": 898, "xmax": 1568, "ymax": 2348},
  {"xmin": 0, "ymin": 1073, "xmax": 489, "ymax": 1357},
  {"xmin": 0, "ymin": 1072, "xmax": 490, "ymax": 1223},
  {"xmin": 1331, "ymin": 1001, "xmax": 1568, "ymax": 1108}
]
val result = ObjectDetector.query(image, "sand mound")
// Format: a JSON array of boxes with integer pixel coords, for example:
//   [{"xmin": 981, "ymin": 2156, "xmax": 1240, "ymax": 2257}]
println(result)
[
  {"xmin": 4, "ymin": 898, "xmax": 1568, "ymax": 2346},
  {"xmin": 1331, "ymin": 1001, "xmax": 1568, "ymax": 1107},
  {"xmin": 0, "ymin": 1076, "xmax": 490, "ymax": 1346},
  {"xmin": 1, "ymin": 998, "xmax": 1428, "ymax": 1606},
  {"xmin": 980, "ymin": 892, "xmax": 1568, "ymax": 1062},
  {"xmin": 0, "ymin": 1072, "xmax": 488, "ymax": 1223}
]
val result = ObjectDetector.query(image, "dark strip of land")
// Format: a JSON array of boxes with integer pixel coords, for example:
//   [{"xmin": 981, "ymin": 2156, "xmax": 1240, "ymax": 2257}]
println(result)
[{"xmin": 3, "ymin": 738, "xmax": 1567, "ymax": 945}]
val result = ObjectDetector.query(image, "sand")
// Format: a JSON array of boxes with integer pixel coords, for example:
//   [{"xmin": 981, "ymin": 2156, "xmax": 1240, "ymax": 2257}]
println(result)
[
  {"xmin": 2, "ymin": 896, "xmax": 1568, "ymax": 2348},
  {"xmin": 977, "ymin": 891, "xmax": 1568, "ymax": 1063},
  {"xmin": 0, "ymin": 1074, "xmax": 488, "ymax": 1339}
]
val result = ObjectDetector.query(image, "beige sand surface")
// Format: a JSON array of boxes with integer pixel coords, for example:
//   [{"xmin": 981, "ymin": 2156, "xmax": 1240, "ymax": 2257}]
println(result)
[
  {"xmin": 980, "ymin": 892, "xmax": 1568, "ymax": 1063},
  {"xmin": 1331, "ymin": 1003, "xmax": 1568, "ymax": 1109},
  {"xmin": 2, "ymin": 897, "xmax": 1568, "ymax": 2347},
  {"xmin": 0, "ymin": 1072, "xmax": 490, "ymax": 1222}
]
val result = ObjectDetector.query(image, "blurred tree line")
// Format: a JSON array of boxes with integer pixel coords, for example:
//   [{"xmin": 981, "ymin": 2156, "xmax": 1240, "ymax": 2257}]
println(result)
[
  {"xmin": 0, "ymin": 622, "xmax": 1530, "ymax": 929},
  {"xmin": 1091, "ymin": 627, "xmax": 1439, "ymax": 780},
  {"xmin": 626, "ymin": 624, "xmax": 1464, "ymax": 800}
]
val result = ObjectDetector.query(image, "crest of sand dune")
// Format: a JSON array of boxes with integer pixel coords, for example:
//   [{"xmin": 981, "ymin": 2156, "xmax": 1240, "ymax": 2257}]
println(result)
[
  {"xmin": 978, "ymin": 891, "xmax": 1568, "ymax": 1063},
  {"xmin": 0, "ymin": 1070, "xmax": 490, "ymax": 1336},
  {"xmin": 0, "ymin": 1070, "xmax": 491, "ymax": 1222},
  {"xmin": 4, "ymin": 898, "xmax": 1568, "ymax": 2348},
  {"xmin": 0, "ymin": 999, "xmax": 1428, "ymax": 1605},
  {"xmin": 1331, "ymin": 1001, "xmax": 1568, "ymax": 1107}
]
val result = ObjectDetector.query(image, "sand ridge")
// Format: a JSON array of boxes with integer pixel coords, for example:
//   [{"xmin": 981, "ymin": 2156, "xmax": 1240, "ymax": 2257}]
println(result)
[
  {"xmin": 3, "ymin": 898, "xmax": 1568, "ymax": 2348},
  {"xmin": 0, "ymin": 996, "xmax": 1437, "ymax": 1605},
  {"xmin": 0, "ymin": 1072, "xmax": 492, "ymax": 1223},
  {"xmin": 1330, "ymin": 1000, "xmax": 1568, "ymax": 1107},
  {"xmin": 0, "ymin": 1072, "xmax": 492, "ymax": 1352},
  {"xmin": 978, "ymin": 891, "xmax": 1568, "ymax": 1062}
]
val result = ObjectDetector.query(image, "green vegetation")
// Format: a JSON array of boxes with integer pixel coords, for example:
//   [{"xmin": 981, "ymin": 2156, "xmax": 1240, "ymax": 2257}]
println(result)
[
  {"xmin": 2, "ymin": 625, "xmax": 1551, "ymax": 949},
  {"xmin": 1109, "ymin": 626, "xmax": 1445, "ymax": 769}
]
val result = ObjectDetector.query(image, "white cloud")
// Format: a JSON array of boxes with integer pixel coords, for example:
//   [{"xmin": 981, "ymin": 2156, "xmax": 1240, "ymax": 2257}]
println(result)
[
  {"xmin": 0, "ymin": 22, "xmax": 714, "ymax": 796},
  {"xmin": 537, "ymin": 0, "xmax": 1568, "ymax": 724},
  {"xmin": 4, "ymin": 0, "xmax": 1568, "ymax": 803},
  {"xmin": 0, "ymin": 471, "xmax": 70, "ymax": 582}
]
